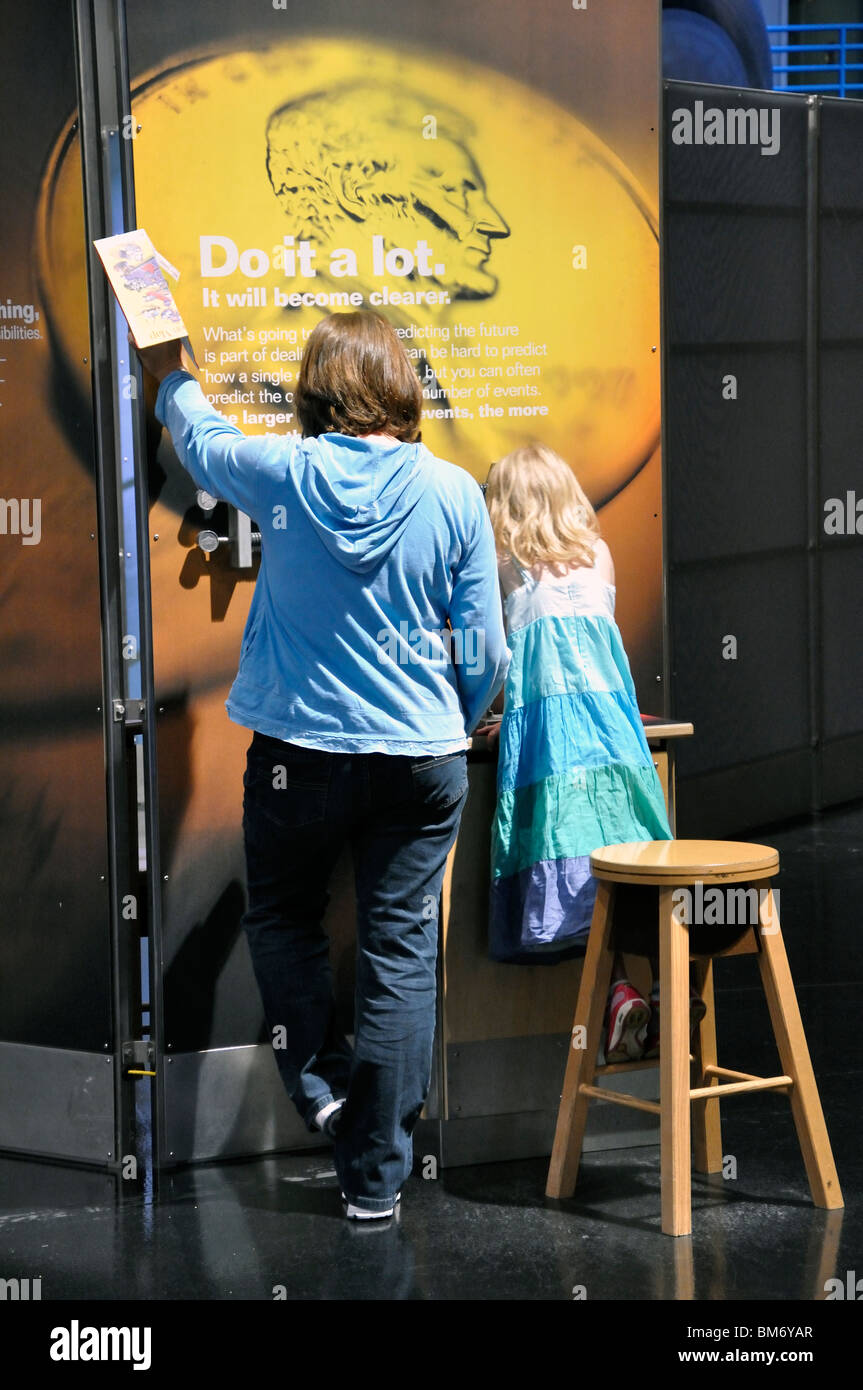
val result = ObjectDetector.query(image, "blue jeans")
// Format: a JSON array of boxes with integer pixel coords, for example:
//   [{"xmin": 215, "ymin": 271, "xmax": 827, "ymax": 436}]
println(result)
[{"xmin": 241, "ymin": 732, "xmax": 468, "ymax": 1212}]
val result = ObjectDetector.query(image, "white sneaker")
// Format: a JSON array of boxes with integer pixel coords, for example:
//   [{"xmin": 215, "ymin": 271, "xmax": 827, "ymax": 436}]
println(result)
[
  {"xmin": 341, "ymin": 1192, "xmax": 401, "ymax": 1220},
  {"xmin": 313, "ymin": 1099, "xmax": 344, "ymax": 1138}
]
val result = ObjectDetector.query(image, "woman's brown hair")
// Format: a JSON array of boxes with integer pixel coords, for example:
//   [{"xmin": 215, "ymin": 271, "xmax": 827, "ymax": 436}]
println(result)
[{"xmin": 295, "ymin": 310, "xmax": 423, "ymax": 441}]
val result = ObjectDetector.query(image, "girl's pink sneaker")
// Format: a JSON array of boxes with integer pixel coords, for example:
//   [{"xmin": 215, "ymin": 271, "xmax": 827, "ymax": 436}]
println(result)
[
  {"xmin": 605, "ymin": 980, "xmax": 650, "ymax": 1063},
  {"xmin": 644, "ymin": 987, "xmax": 707, "ymax": 1059}
]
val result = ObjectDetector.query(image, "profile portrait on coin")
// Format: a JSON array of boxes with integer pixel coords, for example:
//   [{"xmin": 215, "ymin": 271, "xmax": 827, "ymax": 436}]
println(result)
[{"xmin": 265, "ymin": 82, "xmax": 511, "ymax": 305}]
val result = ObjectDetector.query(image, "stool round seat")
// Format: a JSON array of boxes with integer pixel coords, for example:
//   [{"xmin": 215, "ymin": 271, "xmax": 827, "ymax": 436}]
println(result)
[{"xmin": 590, "ymin": 839, "xmax": 779, "ymax": 886}]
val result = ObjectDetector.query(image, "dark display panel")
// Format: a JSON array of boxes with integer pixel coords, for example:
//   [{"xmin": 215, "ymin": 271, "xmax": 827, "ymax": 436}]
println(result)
[
  {"xmin": 664, "ymin": 83, "xmax": 816, "ymax": 831},
  {"xmin": 0, "ymin": 3, "xmax": 112, "ymax": 1052}
]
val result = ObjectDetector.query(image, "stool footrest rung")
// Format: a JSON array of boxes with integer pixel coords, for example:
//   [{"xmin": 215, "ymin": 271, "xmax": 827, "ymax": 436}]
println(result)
[
  {"xmin": 577, "ymin": 1084, "xmax": 661, "ymax": 1116},
  {"xmin": 689, "ymin": 1074, "xmax": 793, "ymax": 1100},
  {"xmin": 579, "ymin": 1071, "xmax": 794, "ymax": 1114},
  {"xmin": 703, "ymin": 1064, "xmax": 761, "ymax": 1084}
]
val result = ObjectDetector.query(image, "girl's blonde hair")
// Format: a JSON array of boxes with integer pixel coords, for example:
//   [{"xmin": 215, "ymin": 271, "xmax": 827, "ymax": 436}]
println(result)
[{"xmin": 484, "ymin": 442, "xmax": 600, "ymax": 571}]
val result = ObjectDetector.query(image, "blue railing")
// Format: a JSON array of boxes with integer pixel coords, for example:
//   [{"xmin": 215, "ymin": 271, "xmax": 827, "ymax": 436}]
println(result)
[{"xmin": 767, "ymin": 22, "xmax": 863, "ymax": 96}]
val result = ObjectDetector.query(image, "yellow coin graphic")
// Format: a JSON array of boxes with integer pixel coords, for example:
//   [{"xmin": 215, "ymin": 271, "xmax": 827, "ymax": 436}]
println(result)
[{"xmin": 38, "ymin": 36, "xmax": 659, "ymax": 505}]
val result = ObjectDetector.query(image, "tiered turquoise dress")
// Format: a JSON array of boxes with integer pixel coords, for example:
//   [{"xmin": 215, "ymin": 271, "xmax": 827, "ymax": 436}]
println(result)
[{"xmin": 489, "ymin": 549, "xmax": 672, "ymax": 963}]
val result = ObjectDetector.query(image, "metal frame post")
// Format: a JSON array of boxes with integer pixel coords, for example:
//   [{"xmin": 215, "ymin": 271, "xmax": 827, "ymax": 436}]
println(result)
[
  {"xmin": 72, "ymin": 0, "xmax": 164, "ymax": 1184},
  {"xmin": 804, "ymin": 96, "xmax": 823, "ymax": 813}
]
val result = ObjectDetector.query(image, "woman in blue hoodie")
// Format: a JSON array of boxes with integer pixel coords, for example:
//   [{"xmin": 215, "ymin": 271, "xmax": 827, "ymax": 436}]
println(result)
[{"xmin": 138, "ymin": 311, "xmax": 509, "ymax": 1220}]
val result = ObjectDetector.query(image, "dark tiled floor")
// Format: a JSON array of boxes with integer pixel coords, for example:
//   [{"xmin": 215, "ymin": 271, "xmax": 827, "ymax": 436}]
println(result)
[{"xmin": 1, "ymin": 801, "xmax": 861, "ymax": 1303}]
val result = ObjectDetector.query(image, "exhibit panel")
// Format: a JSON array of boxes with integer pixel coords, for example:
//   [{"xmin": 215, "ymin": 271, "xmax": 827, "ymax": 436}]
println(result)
[
  {"xmin": 817, "ymin": 98, "xmax": 863, "ymax": 809},
  {"xmin": 664, "ymin": 81, "xmax": 863, "ymax": 833},
  {"xmin": 1, "ymin": 0, "xmax": 666, "ymax": 1170},
  {"xmin": 665, "ymin": 81, "xmax": 816, "ymax": 834},
  {"xmin": 0, "ymin": 3, "xmax": 119, "ymax": 1163},
  {"xmin": 118, "ymin": 0, "xmax": 666, "ymax": 1165}
]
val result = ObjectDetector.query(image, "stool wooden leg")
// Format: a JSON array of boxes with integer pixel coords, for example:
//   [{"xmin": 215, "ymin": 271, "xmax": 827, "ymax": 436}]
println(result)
[
  {"xmin": 757, "ymin": 889, "xmax": 843, "ymax": 1210},
  {"xmin": 673, "ymin": 1237, "xmax": 696, "ymax": 1300},
  {"xmin": 810, "ymin": 1208, "xmax": 844, "ymax": 1300},
  {"xmin": 546, "ymin": 880, "xmax": 615, "ymax": 1199},
  {"xmin": 659, "ymin": 885, "xmax": 692, "ymax": 1236},
  {"xmin": 690, "ymin": 958, "xmax": 723, "ymax": 1174}
]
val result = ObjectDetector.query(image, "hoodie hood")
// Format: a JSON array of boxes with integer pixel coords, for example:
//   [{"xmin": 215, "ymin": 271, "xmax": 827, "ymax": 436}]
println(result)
[{"xmin": 289, "ymin": 433, "xmax": 431, "ymax": 574}]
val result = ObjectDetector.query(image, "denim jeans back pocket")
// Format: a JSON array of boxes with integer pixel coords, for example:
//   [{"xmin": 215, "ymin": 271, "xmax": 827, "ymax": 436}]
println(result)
[
  {"xmin": 410, "ymin": 750, "xmax": 468, "ymax": 811},
  {"xmin": 245, "ymin": 738, "xmax": 333, "ymax": 828}
]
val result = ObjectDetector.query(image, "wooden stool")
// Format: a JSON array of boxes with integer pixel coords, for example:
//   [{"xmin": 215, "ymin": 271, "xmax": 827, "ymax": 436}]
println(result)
[{"xmin": 546, "ymin": 840, "xmax": 843, "ymax": 1236}]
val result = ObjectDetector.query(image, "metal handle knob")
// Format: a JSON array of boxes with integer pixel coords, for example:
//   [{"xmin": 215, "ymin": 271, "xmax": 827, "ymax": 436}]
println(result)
[
  {"xmin": 196, "ymin": 529, "xmax": 261, "ymax": 558},
  {"xmin": 196, "ymin": 530, "xmax": 227, "ymax": 554},
  {"xmin": 196, "ymin": 489, "xmax": 220, "ymax": 513}
]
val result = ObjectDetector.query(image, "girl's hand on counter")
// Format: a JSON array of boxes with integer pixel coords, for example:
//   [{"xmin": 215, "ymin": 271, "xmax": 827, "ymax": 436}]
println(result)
[{"xmin": 474, "ymin": 723, "xmax": 501, "ymax": 749}]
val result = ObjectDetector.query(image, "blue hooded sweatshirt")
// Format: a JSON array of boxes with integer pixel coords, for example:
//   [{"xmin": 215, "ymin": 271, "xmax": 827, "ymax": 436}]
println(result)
[{"xmin": 155, "ymin": 372, "xmax": 510, "ymax": 753}]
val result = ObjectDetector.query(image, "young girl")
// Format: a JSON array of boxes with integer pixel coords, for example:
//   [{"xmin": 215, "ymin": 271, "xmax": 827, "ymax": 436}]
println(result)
[{"xmin": 479, "ymin": 443, "xmax": 677, "ymax": 1062}]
